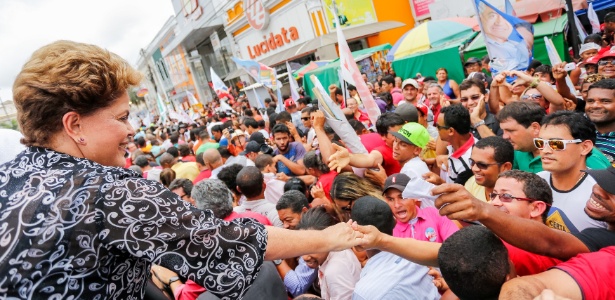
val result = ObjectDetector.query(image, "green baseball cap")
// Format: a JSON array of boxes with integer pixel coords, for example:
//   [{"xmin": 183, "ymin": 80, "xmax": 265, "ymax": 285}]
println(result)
[{"xmin": 390, "ymin": 122, "xmax": 430, "ymax": 148}]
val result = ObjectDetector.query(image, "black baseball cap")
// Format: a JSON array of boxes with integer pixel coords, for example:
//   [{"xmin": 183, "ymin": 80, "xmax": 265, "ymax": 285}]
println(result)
[
  {"xmin": 249, "ymin": 132, "xmax": 266, "ymax": 145},
  {"xmin": 383, "ymin": 173, "xmax": 411, "ymax": 194},
  {"xmin": 584, "ymin": 166, "xmax": 615, "ymax": 195},
  {"xmin": 240, "ymin": 141, "xmax": 261, "ymax": 155},
  {"xmin": 464, "ymin": 57, "xmax": 481, "ymax": 66}
]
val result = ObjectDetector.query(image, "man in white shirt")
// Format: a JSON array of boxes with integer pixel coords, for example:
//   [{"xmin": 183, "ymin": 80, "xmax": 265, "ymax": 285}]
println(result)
[
  {"xmin": 234, "ymin": 166, "xmax": 283, "ymax": 227},
  {"xmin": 535, "ymin": 111, "xmax": 608, "ymax": 233}
]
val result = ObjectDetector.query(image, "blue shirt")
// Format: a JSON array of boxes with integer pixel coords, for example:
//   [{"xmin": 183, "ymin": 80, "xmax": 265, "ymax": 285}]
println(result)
[
  {"xmin": 352, "ymin": 251, "xmax": 440, "ymax": 300},
  {"xmin": 283, "ymin": 257, "xmax": 318, "ymax": 297},
  {"xmin": 274, "ymin": 142, "xmax": 306, "ymax": 176}
]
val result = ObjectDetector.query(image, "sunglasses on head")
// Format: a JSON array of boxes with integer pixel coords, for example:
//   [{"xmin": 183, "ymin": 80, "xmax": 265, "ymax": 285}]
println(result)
[
  {"xmin": 460, "ymin": 94, "xmax": 481, "ymax": 102},
  {"xmin": 521, "ymin": 94, "xmax": 543, "ymax": 101},
  {"xmin": 533, "ymin": 138, "xmax": 582, "ymax": 151},
  {"xmin": 469, "ymin": 158, "xmax": 501, "ymax": 170},
  {"xmin": 489, "ymin": 192, "xmax": 546, "ymax": 204}
]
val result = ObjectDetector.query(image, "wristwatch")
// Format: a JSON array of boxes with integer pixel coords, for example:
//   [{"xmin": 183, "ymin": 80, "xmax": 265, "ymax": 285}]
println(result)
[
  {"xmin": 167, "ymin": 276, "xmax": 180, "ymax": 287},
  {"xmin": 472, "ymin": 120, "xmax": 485, "ymax": 129},
  {"xmin": 273, "ymin": 259, "xmax": 283, "ymax": 266}
]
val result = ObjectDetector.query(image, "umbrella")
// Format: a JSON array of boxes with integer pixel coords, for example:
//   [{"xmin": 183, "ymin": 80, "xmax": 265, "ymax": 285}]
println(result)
[
  {"xmin": 442, "ymin": 17, "xmax": 480, "ymax": 31},
  {"xmin": 387, "ymin": 20, "xmax": 478, "ymax": 62}
]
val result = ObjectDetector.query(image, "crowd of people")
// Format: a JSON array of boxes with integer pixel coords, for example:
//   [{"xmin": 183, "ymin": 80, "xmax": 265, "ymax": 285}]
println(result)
[{"xmin": 3, "ymin": 15, "xmax": 615, "ymax": 300}]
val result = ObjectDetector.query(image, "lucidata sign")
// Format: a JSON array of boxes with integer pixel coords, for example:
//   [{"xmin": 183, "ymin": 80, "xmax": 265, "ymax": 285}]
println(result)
[{"xmin": 235, "ymin": 3, "xmax": 316, "ymax": 61}]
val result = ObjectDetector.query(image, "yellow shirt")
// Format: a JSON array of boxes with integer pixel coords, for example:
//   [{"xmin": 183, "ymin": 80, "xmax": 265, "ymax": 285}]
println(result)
[
  {"xmin": 171, "ymin": 162, "xmax": 200, "ymax": 181},
  {"xmin": 464, "ymin": 175, "xmax": 488, "ymax": 202}
]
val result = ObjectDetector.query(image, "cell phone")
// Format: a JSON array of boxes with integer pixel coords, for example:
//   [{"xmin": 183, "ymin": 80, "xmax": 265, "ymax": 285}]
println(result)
[{"xmin": 563, "ymin": 62, "xmax": 577, "ymax": 72}]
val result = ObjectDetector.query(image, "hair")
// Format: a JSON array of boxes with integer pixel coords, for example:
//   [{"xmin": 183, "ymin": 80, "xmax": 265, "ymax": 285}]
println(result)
[
  {"xmin": 128, "ymin": 165, "xmax": 142, "ymax": 176},
  {"xmin": 284, "ymin": 177, "xmax": 308, "ymax": 196},
  {"xmin": 382, "ymin": 75, "xmax": 395, "ymax": 86},
  {"xmin": 588, "ymin": 78, "xmax": 615, "ymax": 93},
  {"xmin": 498, "ymin": 170, "xmax": 553, "ymax": 223},
  {"xmin": 236, "ymin": 166, "xmax": 264, "ymax": 198},
  {"xmin": 264, "ymin": 98, "xmax": 272, "ymax": 103},
  {"xmin": 276, "ymin": 111, "xmax": 292, "ymax": 123},
  {"xmin": 301, "ymin": 106, "xmax": 316, "ymax": 115},
  {"xmin": 217, "ymin": 147, "xmax": 232, "ymax": 160},
  {"xmin": 330, "ymin": 172, "xmax": 383, "ymax": 204},
  {"xmin": 196, "ymin": 151, "xmax": 205, "ymax": 166},
  {"xmin": 217, "ymin": 164, "xmax": 244, "ymax": 196},
  {"xmin": 436, "ymin": 67, "xmax": 448, "ymax": 75},
  {"xmin": 272, "ymin": 123, "xmax": 291, "ymax": 135},
  {"xmin": 168, "ymin": 178, "xmax": 193, "ymax": 197},
  {"xmin": 541, "ymin": 111, "xmax": 596, "ymax": 145},
  {"xmin": 427, "ymin": 83, "xmax": 444, "ymax": 93},
  {"xmin": 258, "ymin": 119, "xmax": 266, "ymax": 129},
  {"xmin": 159, "ymin": 168, "xmax": 176, "ymax": 187},
  {"xmin": 303, "ymin": 151, "xmax": 330, "ymax": 175},
  {"xmin": 133, "ymin": 155, "xmax": 149, "ymax": 168},
  {"xmin": 348, "ymin": 119, "xmax": 366, "ymax": 135},
  {"xmin": 297, "ymin": 97, "xmax": 310, "ymax": 105},
  {"xmin": 347, "ymin": 84, "xmax": 357, "ymax": 91},
  {"xmin": 244, "ymin": 109, "xmax": 254, "ymax": 117},
  {"xmin": 136, "ymin": 137, "xmax": 147, "ymax": 148},
  {"xmin": 166, "ymin": 146, "xmax": 179, "ymax": 158},
  {"xmin": 198, "ymin": 129, "xmax": 210, "ymax": 140},
  {"xmin": 191, "ymin": 179, "xmax": 234, "ymax": 218},
  {"xmin": 211, "ymin": 124, "xmax": 223, "ymax": 133},
  {"xmin": 244, "ymin": 117, "xmax": 258, "ymax": 129},
  {"xmin": 276, "ymin": 190, "xmax": 310, "ymax": 213},
  {"xmin": 350, "ymin": 196, "xmax": 396, "ymax": 236},
  {"xmin": 528, "ymin": 59, "xmax": 542, "ymax": 72},
  {"xmin": 438, "ymin": 226, "xmax": 511, "ymax": 300},
  {"xmin": 12, "ymin": 40, "xmax": 142, "ymax": 146},
  {"xmin": 459, "ymin": 78, "xmax": 487, "ymax": 95},
  {"xmin": 496, "ymin": 101, "xmax": 546, "ymax": 128},
  {"xmin": 170, "ymin": 134, "xmax": 180, "ymax": 144},
  {"xmin": 159, "ymin": 153, "xmax": 175, "ymax": 167},
  {"xmin": 605, "ymin": 12, "xmax": 615, "ymax": 23},
  {"xmin": 254, "ymin": 154, "xmax": 274, "ymax": 171},
  {"xmin": 334, "ymin": 88, "xmax": 343, "ymax": 96},
  {"xmin": 584, "ymin": 33, "xmax": 603, "ymax": 44},
  {"xmin": 297, "ymin": 206, "xmax": 336, "ymax": 230},
  {"xmin": 535, "ymin": 65, "xmax": 553, "ymax": 80},
  {"xmin": 474, "ymin": 136, "xmax": 514, "ymax": 164},
  {"xmin": 178, "ymin": 144, "xmax": 191, "ymax": 157},
  {"xmin": 375, "ymin": 112, "xmax": 406, "ymax": 136},
  {"xmin": 441, "ymin": 104, "xmax": 471, "ymax": 135}
]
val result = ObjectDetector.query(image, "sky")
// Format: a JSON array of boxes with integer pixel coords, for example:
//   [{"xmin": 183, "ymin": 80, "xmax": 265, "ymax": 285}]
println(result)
[{"xmin": 0, "ymin": 0, "xmax": 175, "ymax": 102}]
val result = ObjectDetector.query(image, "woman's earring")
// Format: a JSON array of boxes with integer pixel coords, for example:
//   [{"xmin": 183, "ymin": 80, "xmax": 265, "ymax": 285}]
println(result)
[{"xmin": 78, "ymin": 138, "xmax": 85, "ymax": 144}]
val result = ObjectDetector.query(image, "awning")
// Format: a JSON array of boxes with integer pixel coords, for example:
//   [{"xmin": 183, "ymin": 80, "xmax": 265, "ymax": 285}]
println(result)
[{"xmin": 224, "ymin": 68, "xmax": 246, "ymax": 81}]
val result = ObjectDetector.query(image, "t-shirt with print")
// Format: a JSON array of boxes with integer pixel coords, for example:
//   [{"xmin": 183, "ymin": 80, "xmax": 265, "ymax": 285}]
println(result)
[
  {"xmin": 446, "ymin": 136, "xmax": 477, "ymax": 185},
  {"xmin": 274, "ymin": 142, "xmax": 306, "ymax": 176},
  {"xmin": 537, "ymin": 172, "xmax": 608, "ymax": 234}
]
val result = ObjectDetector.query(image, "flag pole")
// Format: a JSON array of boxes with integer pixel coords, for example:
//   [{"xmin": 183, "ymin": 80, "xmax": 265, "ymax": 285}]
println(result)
[{"xmin": 565, "ymin": 0, "xmax": 580, "ymax": 58}]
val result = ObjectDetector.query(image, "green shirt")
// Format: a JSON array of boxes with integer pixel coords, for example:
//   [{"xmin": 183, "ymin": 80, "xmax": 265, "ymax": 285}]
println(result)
[
  {"xmin": 513, "ymin": 147, "xmax": 611, "ymax": 173},
  {"xmin": 196, "ymin": 142, "xmax": 220, "ymax": 155}
]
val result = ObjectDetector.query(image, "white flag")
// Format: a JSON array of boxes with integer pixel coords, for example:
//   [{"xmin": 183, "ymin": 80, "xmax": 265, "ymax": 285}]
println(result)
[
  {"xmin": 332, "ymin": 2, "xmax": 380, "ymax": 126},
  {"xmin": 186, "ymin": 91, "xmax": 200, "ymax": 105},
  {"xmin": 286, "ymin": 61, "xmax": 302, "ymax": 102},
  {"xmin": 544, "ymin": 37, "xmax": 576, "ymax": 95},
  {"xmin": 588, "ymin": 3, "xmax": 601, "ymax": 34},
  {"xmin": 574, "ymin": 13, "xmax": 588, "ymax": 42}
]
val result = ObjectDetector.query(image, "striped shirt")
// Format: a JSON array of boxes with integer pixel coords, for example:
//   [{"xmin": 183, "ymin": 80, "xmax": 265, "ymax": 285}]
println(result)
[
  {"xmin": 352, "ymin": 251, "xmax": 440, "ymax": 300},
  {"xmin": 283, "ymin": 257, "xmax": 317, "ymax": 297},
  {"xmin": 596, "ymin": 131, "xmax": 615, "ymax": 164}
]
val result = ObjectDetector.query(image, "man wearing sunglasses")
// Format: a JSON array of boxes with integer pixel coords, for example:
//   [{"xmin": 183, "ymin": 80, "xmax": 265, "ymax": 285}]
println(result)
[
  {"xmin": 464, "ymin": 136, "xmax": 514, "ymax": 202},
  {"xmin": 459, "ymin": 79, "xmax": 502, "ymax": 139},
  {"xmin": 535, "ymin": 111, "xmax": 608, "ymax": 233},
  {"xmin": 497, "ymin": 102, "xmax": 610, "ymax": 174}
]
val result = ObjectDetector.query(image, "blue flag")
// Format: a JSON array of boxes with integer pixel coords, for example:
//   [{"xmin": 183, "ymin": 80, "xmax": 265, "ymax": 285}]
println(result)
[{"xmin": 474, "ymin": 0, "xmax": 534, "ymax": 75}]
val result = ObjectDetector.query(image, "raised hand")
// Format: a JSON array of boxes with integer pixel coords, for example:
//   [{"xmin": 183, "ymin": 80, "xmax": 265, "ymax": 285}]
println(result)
[{"xmin": 328, "ymin": 143, "xmax": 350, "ymax": 173}]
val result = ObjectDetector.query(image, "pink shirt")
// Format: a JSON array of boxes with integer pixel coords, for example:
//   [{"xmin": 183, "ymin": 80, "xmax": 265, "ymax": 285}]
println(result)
[{"xmin": 393, "ymin": 206, "xmax": 459, "ymax": 243}]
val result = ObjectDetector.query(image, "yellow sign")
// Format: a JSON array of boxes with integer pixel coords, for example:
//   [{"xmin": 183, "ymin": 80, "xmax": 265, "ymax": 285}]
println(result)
[{"xmin": 322, "ymin": 0, "xmax": 377, "ymax": 29}]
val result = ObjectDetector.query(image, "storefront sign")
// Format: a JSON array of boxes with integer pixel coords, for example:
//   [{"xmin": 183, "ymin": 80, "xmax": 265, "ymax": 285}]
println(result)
[
  {"xmin": 244, "ymin": 0, "xmax": 270, "ymax": 30},
  {"xmin": 412, "ymin": 0, "xmax": 437, "ymax": 20},
  {"xmin": 247, "ymin": 27, "xmax": 299, "ymax": 59},
  {"xmin": 322, "ymin": 0, "xmax": 377, "ymax": 30}
]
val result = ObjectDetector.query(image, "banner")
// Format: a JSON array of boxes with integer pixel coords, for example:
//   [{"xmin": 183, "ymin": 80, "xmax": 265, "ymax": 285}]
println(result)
[
  {"xmin": 286, "ymin": 61, "xmax": 302, "ymax": 102},
  {"xmin": 504, "ymin": 0, "xmax": 516, "ymax": 16},
  {"xmin": 209, "ymin": 67, "xmax": 234, "ymax": 101},
  {"xmin": 588, "ymin": 3, "xmax": 601, "ymax": 34},
  {"xmin": 231, "ymin": 57, "xmax": 277, "ymax": 89},
  {"xmin": 473, "ymin": 0, "xmax": 534, "ymax": 75},
  {"xmin": 323, "ymin": 0, "xmax": 376, "ymax": 29},
  {"xmin": 310, "ymin": 75, "xmax": 367, "ymax": 155},
  {"xmin": 333, "ymin": 2, "xmax": 381, "ymax": 126},
  {"xmin": 544, "ymin": 37, "xmax": 576, "ymax": 95}
]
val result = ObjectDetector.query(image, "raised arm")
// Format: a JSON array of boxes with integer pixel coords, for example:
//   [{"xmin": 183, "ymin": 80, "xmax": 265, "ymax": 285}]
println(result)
[{"xmin": 328, "ymin": 143, "xmax": 383, "ymax": 172}]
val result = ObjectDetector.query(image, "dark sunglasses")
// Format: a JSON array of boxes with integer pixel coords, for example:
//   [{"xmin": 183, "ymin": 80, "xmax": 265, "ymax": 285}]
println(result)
[
  {"xmin": 469, "ymin": 158, "xmax": 501, "ymax": 170},
  {"xmin": 533, "ymin": 138, "xmax": 582, "ymax": 151},
  {"xmin": 598, "ymin": 60, "xmax": 615, "ymax": 66},
  {"xmin": 489, "ymin": 192, "xmax": 548, "ymax": 205},
  {"xmin": 436, "ymin": 124, "xmax": 450, "ymax": 130},
  {"xmin": 460, "ymin": 94, "xmax": 481, "ymax": 102}
]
